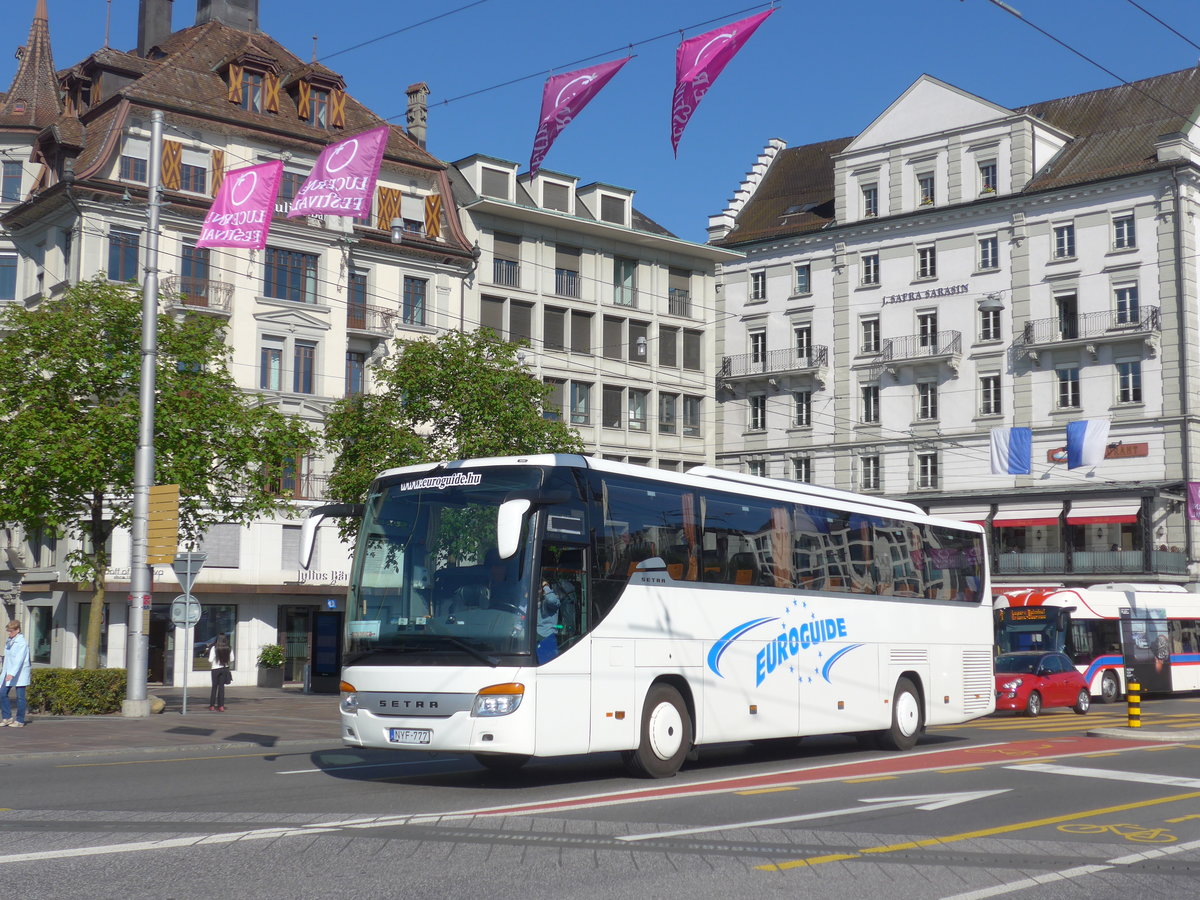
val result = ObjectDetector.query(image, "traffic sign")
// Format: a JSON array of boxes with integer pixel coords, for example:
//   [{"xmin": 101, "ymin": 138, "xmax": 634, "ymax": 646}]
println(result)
[
  {"xmin": 170, "ymin": 594, "xmax": 201, "ymax": 628},
  {"xmin": 172, "ymin": 552, "xmax": 207, "ymax": 595}
]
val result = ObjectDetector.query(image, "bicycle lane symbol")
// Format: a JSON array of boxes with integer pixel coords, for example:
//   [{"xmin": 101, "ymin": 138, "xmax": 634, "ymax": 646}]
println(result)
[{"xmin": 1057, "ymin": 822, "xmax": 1177, "ymax": 843}]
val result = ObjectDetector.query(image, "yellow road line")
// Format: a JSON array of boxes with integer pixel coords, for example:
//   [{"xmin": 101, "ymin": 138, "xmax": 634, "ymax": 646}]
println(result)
[
  {"xmin": 757, "ymin": 790, "xmax": 1200, "ymax": 871},
  {"xmin": 843, "ymin": 776, "xmax": 896, "ymax": 784},
  {"xmin": 735, "ymin": 787, "xmax": 798, "ymax": 796},
  {"xmin": 935, "ymin": 767, "xmax": 984, "ymax": 774}
]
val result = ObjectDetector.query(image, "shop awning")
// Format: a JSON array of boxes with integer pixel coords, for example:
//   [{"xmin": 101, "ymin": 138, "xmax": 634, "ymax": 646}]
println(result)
[
  {"xmin": 1065, "ymin": 498, "xmax": 1142, "ymax": 525},
  {"xmin": 929, "ymin": 504, "xmax": 992, "ymax": 525},
  {"xmin": 992, "ymin": 501, "xmax": 1063, "ymax": 528}
]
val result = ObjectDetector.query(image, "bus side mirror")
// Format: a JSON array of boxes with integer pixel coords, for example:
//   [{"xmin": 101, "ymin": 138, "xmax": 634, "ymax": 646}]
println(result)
[
  {"xmin": 497, "ymin": 498, "xmax": 531, "ymax": 560},
  {"xmin": 299, "ymin": 503, "xmax": 364, "ymax": 569}
]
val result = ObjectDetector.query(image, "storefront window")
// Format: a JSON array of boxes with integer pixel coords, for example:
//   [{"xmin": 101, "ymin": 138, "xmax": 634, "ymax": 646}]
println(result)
[
  {"xmin": 26, "ymin": 605, "xmax": 52, "ymax": 664},
  {"xmin": 78, "ymin": 602, "xmax": 110, "ymax": 667},
  {"xmin": 192, "ymin": 604, "xmax": 237, "ymax": 670}
]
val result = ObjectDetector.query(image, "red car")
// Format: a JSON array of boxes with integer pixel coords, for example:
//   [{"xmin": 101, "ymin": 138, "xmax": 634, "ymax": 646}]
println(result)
[{"xmin": 994, "ymin": 651, "xmax": 1090, "ymax": 717}]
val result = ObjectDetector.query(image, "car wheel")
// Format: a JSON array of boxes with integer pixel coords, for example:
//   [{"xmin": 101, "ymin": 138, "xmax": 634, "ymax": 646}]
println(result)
[
  {"xmin": 622, "ymin": 683, "xmax": 692, "ymax": 778},
  {"xmin": 1025, "ymin": 691, "xmax": 1043, "ymax": 717},
  {"xmin": 877, "ymin": 677, "xmax": 923, "ymax": 751},
  {"xmin": 1073, "ymin": 689, "xmax": 1090, "ymax": 715},
  {"xmin": 1100, "ymin": 670, "xmax": 1120, "ymax": 704}
]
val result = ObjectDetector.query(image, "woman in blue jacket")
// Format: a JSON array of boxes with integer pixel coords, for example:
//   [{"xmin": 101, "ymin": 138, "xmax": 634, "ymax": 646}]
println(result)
[{"xmin": 1, "ymin": 620, "xmax": 31, "ymax": 727}]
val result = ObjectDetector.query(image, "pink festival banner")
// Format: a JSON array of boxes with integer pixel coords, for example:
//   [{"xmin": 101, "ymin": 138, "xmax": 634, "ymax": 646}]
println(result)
[
  {"xmin": 196, "ymin": 160, "xmax": 283, "ymax": 249},
  {"xmin": 288, "ymin": 126, "xmax": 389, "ymax": 219},
  {"xmin": 671, "ymin": 9, "xmax": 774, "ymax": 155},
  {"xmin": 1188, "ymin": 482, "xmax": 1200, "ymax": 521},
  {"xmin": 529, "ymin": 57, "xmax": 630, "ymax": 177}
]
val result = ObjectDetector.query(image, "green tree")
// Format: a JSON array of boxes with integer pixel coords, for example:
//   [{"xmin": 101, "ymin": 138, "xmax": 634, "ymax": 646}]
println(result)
[
  {"xmin": 0, "ymin": 277, "xmax": 317, "ymax": 668},
  {"xmin": 323, "ymin": 328, "xmax": 583, "ymax": 534}
]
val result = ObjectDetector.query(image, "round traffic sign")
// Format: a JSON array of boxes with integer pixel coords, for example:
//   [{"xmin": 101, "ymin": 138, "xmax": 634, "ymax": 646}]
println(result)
[{"xmin": 170, "ymin": 594, "xmax": 201, "ymax": 628}]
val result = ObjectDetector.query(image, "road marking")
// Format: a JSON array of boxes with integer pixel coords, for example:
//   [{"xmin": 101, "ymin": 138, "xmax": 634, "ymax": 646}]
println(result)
[
  {"xmin": 843, "ymin": 775, "xmax": 896, "ymax": 783},
  {"xmin": 757, "ymin": 790, "xmax": 1200, "ymax": 871},
  {"xmin": 618, "ymin": 790, "xmax": 1008, "ymax": 842},
  {"xmin": 1006, "ymin": 763, "xmax": 1200, "ymax": 789},
  {"xmin": 734, "ymin": 787, "xmax": 796, "ymax": 795}
]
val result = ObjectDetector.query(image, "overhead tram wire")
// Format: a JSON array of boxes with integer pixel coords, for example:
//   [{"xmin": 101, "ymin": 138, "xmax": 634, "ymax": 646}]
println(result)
[{"xmin": 1121, "ymin": 0, "xmax": 1200, "ymax": 53}]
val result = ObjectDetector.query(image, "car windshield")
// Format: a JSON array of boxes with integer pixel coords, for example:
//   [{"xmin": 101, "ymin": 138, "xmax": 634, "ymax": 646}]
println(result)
[{"xmin": 994, "ymin": 654, "xmax": 1042, "ymax": 674}]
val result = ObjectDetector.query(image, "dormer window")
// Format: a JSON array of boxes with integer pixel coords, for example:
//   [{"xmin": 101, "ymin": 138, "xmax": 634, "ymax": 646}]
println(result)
[
  {"xmin": 240, "ymin": 70, "xmax": 264, "ymax": 112},
  {"xmin": 542, "ymin": 181, "xmax": 571, "ymax": 212},
  {"xmin": 862, "ymin": 184, "xmax": 878, "ymax": 217},
  {"xmin": 226, "ymin": 54, "xmax": 282, "ymax": 114},
  {"xmin": 979, "ymin": 160, "xmax": 997, "ymax": 194},
  {"xmin": 600, "ymin": 194, "xmax": 627, "ymax": 225},
  {"xmin": 296, "ymin": 78, "xmax": 346, "ymax": 128},
  {"xmin": 917, "ymin": 172, "xmax": 935, "ymax": 206},
  {"xmin": 481, "ymin": 166, "xmax": 511, "ymax": 200},
  {"xmin": 309, "ymin": 88, "xmax": 330, "ymax": 128}
]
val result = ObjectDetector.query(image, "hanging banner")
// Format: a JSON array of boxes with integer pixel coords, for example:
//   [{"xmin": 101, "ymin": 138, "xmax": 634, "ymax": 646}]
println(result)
[
  {"xmin": 1188, "ymin": 482, "xmax": 1200, "ymax": 521},
  {"xmin": 529, "ymin": 57, "xmax": 631, "ymax": 177},
  {"xmin": 671, "ymin": 9, "xmax": 774, "ymax": 156},
  {"xmin": 196, "ymin": 160, "xmax": 283, "ymax": 249},
  {"xmin": 288, "ymin": 125, "xmax": 389, "ymax": 219}
]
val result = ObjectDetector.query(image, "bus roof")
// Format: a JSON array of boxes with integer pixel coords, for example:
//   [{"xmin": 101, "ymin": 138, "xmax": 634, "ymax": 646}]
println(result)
[{"xmin": 995, "ymin": 585, "xmax": 1200, "ymax": 618}]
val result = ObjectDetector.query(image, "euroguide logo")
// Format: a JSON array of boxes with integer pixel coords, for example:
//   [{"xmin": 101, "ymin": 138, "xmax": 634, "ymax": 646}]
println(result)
[{"xmin": 706, "ymin": 601, "xmax": 861, "ymax": 688}]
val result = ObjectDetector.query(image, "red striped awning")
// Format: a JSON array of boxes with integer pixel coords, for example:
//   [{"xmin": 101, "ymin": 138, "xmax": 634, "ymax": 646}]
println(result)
[
  {"xmin": 992, "ymin": 501, "xmax": 1063, "ymax": 528},
  {"xmin": 1065, "ymin": 499, "xmax": 1141, "ymax": 525}
]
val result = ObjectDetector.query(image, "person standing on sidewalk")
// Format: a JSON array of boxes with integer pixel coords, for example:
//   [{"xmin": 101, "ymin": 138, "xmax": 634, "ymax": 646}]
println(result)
[
  {"xmin": 1, "ymin": 620, "xmax": 30, "ymax": 727},
  {"xmin": 207, "ymin": 633, "xmax": 233, "ymax": 712}
]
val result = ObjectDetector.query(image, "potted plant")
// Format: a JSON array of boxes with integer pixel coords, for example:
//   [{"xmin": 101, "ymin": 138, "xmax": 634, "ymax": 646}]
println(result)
[{"xmin": 256, "ymin": 643, "xmax": 286, "ymax": 688}]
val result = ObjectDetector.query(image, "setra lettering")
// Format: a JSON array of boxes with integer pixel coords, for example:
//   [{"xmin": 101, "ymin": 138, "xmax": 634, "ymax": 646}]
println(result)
[{"xmin": 379, "ymin": 699, "xmax": 439, "ymax": 710}]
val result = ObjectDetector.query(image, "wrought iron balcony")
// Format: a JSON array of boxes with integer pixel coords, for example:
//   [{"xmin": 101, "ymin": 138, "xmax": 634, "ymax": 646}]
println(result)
[
  {"xmin": 492, "ymin": 258, "xmax": 520, "ymax": 288},
  {"xmin": 346, "ymin": 302, "xmax": 396, "ymax": 336},
  {"xmin": 1016, "ymin": 307, "xmax": 1160, "ymax": 364},
  {"xmin": 668, "ymin": 288, "xmax": 692, "ymax": 318},
  {"xmin": 721, "ymin": 345, "xmax": 829, "ymax": 380},
  {"xmin": 162, "ymin": 277, "xmax": 232, "ymax": 315}
]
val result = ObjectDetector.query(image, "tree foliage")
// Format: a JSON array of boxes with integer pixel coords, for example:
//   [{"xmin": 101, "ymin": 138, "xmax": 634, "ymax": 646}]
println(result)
[
  {"xmin": 0, "ymin": 277, "xmax": 316, "ymax": 667},
  {"xmin": 323, "ymin": 328, "xmax": 584, "ymax": 534}
]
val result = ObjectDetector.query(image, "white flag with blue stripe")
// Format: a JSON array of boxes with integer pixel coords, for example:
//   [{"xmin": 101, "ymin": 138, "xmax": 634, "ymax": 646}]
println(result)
[
  {"xmin": 1067, "ymin": 419, "xmax": 1110, "ymax": 469},
  {"xmin": 990, "ymin": 427, "xmax": 1032, "ymax": 475}
]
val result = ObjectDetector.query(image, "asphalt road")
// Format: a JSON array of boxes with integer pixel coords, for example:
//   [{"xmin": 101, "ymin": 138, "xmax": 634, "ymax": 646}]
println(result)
[{"xmin": 2, "ymin": 696, "xmax": 1200, "ymax": 899}]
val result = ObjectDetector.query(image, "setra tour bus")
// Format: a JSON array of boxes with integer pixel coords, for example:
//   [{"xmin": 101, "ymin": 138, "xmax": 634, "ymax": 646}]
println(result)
[
  {"xmin": 303, "ymin": 455, "xmax": 995, "ymax": 777},
  {"xmin": 994, "ymin": 584, "xmax": 1200, "ymax": 703}
]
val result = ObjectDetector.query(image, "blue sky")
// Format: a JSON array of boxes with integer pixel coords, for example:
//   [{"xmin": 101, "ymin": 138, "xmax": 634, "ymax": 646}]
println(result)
[{"xmin": 8, "ymin": 1, "xmax": 1200, "ymax": 243}]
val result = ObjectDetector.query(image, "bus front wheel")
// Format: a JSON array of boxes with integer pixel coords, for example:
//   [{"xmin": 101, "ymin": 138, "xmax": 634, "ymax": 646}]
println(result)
[
  {"xmin": 623, "ymin": 684, "xmax": 692, "ymax": 778},
  {"xmin": 1100, "ymin": 671, "xmax": 1121, "ymax": 704},
  {"xmin": 877, "ymin": 677, "xmax": 923, "ymax": 751}
]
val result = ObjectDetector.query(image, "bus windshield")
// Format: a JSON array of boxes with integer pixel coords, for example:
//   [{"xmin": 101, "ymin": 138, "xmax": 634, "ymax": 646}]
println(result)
[{"xmin": 344, "ymin": 466, "xmax": 546, "ymax": 666}]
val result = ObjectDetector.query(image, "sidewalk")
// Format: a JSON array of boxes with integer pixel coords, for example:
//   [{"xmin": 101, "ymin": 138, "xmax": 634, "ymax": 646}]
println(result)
[{"xmin": 0, "ymin": 685, "xmax": 342, "ymax": 760}]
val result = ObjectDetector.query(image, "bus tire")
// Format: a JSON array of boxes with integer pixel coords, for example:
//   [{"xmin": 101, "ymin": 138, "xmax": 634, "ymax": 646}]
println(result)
[
  {"xmin": 623, "ymin": 684, "xmax": 692, "ymax": 778},
  {"xmin": 1100, "ymin": 671, "xmax": 1121, "ymax": 704},
  {"xmin": 877, "ymin": 677, "xmax": 922, "ymax": 751},
  {"xmin": 473, "ymin": 753, "xmax": 530, "ymax": 773}
]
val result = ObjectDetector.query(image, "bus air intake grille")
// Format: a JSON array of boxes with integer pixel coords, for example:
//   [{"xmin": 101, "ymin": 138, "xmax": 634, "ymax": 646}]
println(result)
[{"xmin": 961, "ymin": 650, "xmax": 994, "ymax": 713}]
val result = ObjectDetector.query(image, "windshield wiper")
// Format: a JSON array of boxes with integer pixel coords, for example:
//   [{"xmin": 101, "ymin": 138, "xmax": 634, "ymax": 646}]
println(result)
[{"xmin": 424, "ymin": 635, "xmax": 500, "ymax": 667}]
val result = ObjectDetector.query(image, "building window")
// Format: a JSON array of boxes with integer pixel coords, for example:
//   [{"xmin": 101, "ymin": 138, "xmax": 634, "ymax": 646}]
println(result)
[
  {"xmin": 860, "ymin": 316, "xmax": 880, "ymax": 354},
  {"xmin": 668, "ymin": 268, "xmax": 692, "ymax": 316},
  {"xmin": 862, "ymin": 183, "xmax": 878, "ymax": 217},
  {"xmin": 1, "ymin": 160, "xmax": 20, "ymax": 201},
  {"xmin": 543, "ymin": 379, "xmax": 565, "ymax": 421},
  {"xmin": 978, "ymin": 235, "xmax": 998, "ymax": 270},
  {"xmin": 1117, "ymin": 360, "xmax": 1142, "ymax": 404},
  {"xmin": 750, "ymin": 270, "xmax": 766, "ymax": 300},
  {"xmin": 1056, "ymin": 292, "xmax": 1079, "ymax": 339},
  {"xmin": 542, "ymin": 181, "xmax": 570, "ymax": 212},
  {"xmin": 602, "ymin": 385, "xmax": 623, "ymax": 429},
  {"xmin": 309, "ymin": 88, "xmax": 330, "ymax": 128},
  {"xmin": 293, "ymin": 340, "xmax": 316, "ymax": 394},
  {"xmin": 980, "ymin": 306, "xmax": 1001, "ymax": 342},
  {"xmin": 180, "ymin": 163, "xmax": 206, "ymax": 194},
  {"xmin": 628, "ymin": 320, "xmax": 648, "ymax": 362},
  {"xmin": 544, "ymin": 307, "xmax": 566, "ymax": 351},
  {"xmin": 860, "ymin": 455, "xmax": 880, "ymax": 491},
  {"xmin": 659, "ymin": 325, "xmax": 678, "ymax": 367},
  {"xmin": 980, "ymin": 374, "xmax": 1001, "ymax": 416},
  {"xmin": 794, "ymin": 324, "xmax": 812, "ymax": 364},
  {"xmin": 628, "ymin": 389, "xmax": 648, "ymax": 431},
  {"xmin": 793, "ymin": 390, "xmax": 812, "ymax": 427},
  {"xmin": 917, "ymin": 245, "xmax": 937, "ymax": 279},
  {"xmin": 481, "ymin": 167, "xmax": 510, "ymax": 200},
  {"xmin": 554, "ymin": 245, "xmax": 581, "ymax": 298},
  {"xmin": 492, "ymin": 232, "xmax": 520, "ymax": 287},
  {"xmin": 1115, "ymin": 284, "xmax": 1139, "ymax": 324},
  {"xmin": 602, "ymin": 316, "xmax": 623, "ymax": 360},
  {"xmin": 1113, "ymin": 214, "xmax": 1136, "ymax": 250},
  {"xmin": 748, "ymin": 394, "xmax": 766, "ymax": 431},
  {"xmin": 345, "ymin": 351, "xmax": 366, "ymax": 396},
  {"xmin": 917, "ymin": 172, "xmax": 935, "ymax": 206},
  {"xmin": 916, "ymin": 452, "xmax": 939, "ymax": 489},
  {"xmin": 747, "ymin": 460, "xmax": 766, "ymax": 478},
  {"xmin": 571, "ymin": 310, "xmax": 592, "ymax": 354},
  {"xmin": 917, "ymin": 381, "xmax": 939, "ymax": 420},
  {"xmin": 918, "ymin": 311, "xmax": 938, "ymax": 348},
  {"xmin": 263, "ymin": 248, "xmax": 318, "ymax": 303},
  {"xmin": 1053, "ymin": 223, "xmax": 1076, "ymax": 259},
  {"xmin": 861, "ymin": 253, "xmax": 879, "ymax": 286},
  {"xmin": 403, "ymin": 276, "xmax": 426, "ymax": 326},
  {"xmin": 682, "ymin": 395, "xmax": 702, "ymax": 437},
  {"xmin": 1057, "ymin": 366, "xmax": 1081, "ymax": 409},
  {"xmin": 613, "ymin": 256, "xmax": 637, "ymax": 307},
  {"xmin": 0, "ymin": 253, "xmax": 16, "ymax": 301},
  {"xmin": 179, "ymin": 242, "xmax": 210, "ymax": 301},
  {"xmin": 600, "ymin": 195, "xmax": 626, "ymax": 224},
  {"xmin": 570, "ymin": 382, "xmax": 591, "ymax": 425},
  {"xmin": 276, "ymin": 170, "xmax": 305, "ymax": 217},
  {"xmin": 240, "ymin": 70, "xmax": 264, "ymax": 112},
  {"xmin": 682, "ymin": 330, "xmax": 702, "ymax": 370},
  {"xmin": 119, "ymin": 155, "xmax": 147, "ymax": 183},
  {"xmin": 749, "ymin": 330, "xmax": 766, "ymax": 364},
  {"xmin": 346, "ymin": 271, "xmax": 368, "ymax": 329},
  {"xmin": 978, "ymin": 161, "xmax": 997, "ymax": 193},
  {"xmin": 861, "ymin": 384, "xmax": 879, "ymax": 424},
  {"xmin": 793, "ymin": 457, "xmax": 811, "ymax": 483},
  {"xmin": 794, "ymin": 263, "xmax": 811, "ymax": 295},
  {"xmin": 260, "ymin": 336, "xmax": 283, "ymax": 390},
  {"xmin": 659, "ymin": 393, "xmax": 678, "ymax": 434},
  {"xmin": 108, "ymin": 229, "xmax": 140, "ymax": 282}
]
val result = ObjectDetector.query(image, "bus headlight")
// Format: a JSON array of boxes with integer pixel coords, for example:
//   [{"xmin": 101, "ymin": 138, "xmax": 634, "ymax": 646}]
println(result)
[
  {"xmin": 472, "ymin": 682, "xmax": 525, "ymax": 717},
  {"xmin": 340, "ymin": 680, "xmax": 358, "ymax": 713}
]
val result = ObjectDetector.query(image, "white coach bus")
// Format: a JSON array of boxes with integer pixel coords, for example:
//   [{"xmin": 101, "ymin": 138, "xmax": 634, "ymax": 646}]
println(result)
[{"xmin": 304, "ymin": 455, "xmax": 995, "ymax": 777}]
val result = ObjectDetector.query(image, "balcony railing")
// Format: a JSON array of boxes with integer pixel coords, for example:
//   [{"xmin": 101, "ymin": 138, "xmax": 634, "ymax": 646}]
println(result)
[
  {"xmin": 1019, "ymin": 307, "xmax": 1160, "ymax": 347},
  {"xmin": 269, "ymin": 472, "xmax": 330, "ymax": 502},
  {"xmin": 555, "ymin": 269, "xmax": 580, "ymax": 298},
  {"xmin": 882, "ymin": 330, "xmax": 961, "ymax": 363},
  {"xmin": 721, "ymin": 345, "xmax": 829, "ymax": 378},
  {"xmin": 613, "ymin": 286, "xmax": 638, "ymax": 308},
  {"xmin": 994, "ymin": 548, "xmax": 1186, "ymax": 577},
  {"xmin": 162, "ymin": 277, "xmax": 232, "ymax": 314},
  {"xmin": 493, "ymin": 258, "xmax": 520, "ymax": 288},
  {"xmin": 346, "ymin": 302, "xmax": 396, "ymax": 336},
  {"xmin": 668, "ymin": 288, "xmax": 692, "ymax": 318}
]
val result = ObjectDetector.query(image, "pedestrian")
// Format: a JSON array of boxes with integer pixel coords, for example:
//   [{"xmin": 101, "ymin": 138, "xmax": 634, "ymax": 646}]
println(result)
[
  {"xmin": 208, "ymin": 632, "xmax": 233, "ymax": 712},
  {"xmin": 1, "ymin": 620, "xmax": 31, "ymax": 728}
]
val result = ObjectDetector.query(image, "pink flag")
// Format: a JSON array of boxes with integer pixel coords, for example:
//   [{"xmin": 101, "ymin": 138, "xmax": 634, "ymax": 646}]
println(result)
[
  {"xmin": 671, "ymin": 9, "xmax": 774, "ymax": 155},
  {"xmin": 196, "ymin": 160, "xmax": 283, "ymax": 249},
  {"xmin": 529, "ymin": 57, "xmax": 630, "ymax": 176},
  {"xmin": 288, "ymin": 126, "xmax": 389, "ymax": 219}
]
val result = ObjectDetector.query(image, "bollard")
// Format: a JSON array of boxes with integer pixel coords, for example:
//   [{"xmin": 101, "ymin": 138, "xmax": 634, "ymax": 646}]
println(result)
[{"xmin": 1127, "ymin": 680, "xmax": 1141, "ymax": 728}]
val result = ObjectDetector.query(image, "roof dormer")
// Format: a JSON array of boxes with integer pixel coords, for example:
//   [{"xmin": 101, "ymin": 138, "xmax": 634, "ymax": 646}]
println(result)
[
  {"xmin": 521, "ymin": 169, "xmax": 578, "ymax": 214},
  {"xmin": 577, "ymin": 182, "xmax": 634, "ymax": 228},
  {"xmin": 218, "ymin": 44, "xmax": 283, "ymax": 114},
  {"xmin": 285, "ymin": 64, "xmax": 348, "ymax": 129},
  {"xmin": 457, "ymin": 154, "xmax": 520, "ymax": 202}
]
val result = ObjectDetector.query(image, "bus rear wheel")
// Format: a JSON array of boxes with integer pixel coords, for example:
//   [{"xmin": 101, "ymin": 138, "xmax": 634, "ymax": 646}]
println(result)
[
  {"xmin": 623, "ymin": 684, "xmax": 692, "ymax": 778},
  {"xmin": 1100, "ymin": 671, "xmax": 1121, "ymax": 704},
  {"xmin": 473, "ymin": 753, "xmax": 530, "ymax": 773},
  {"xmin": 877, "ymin": 677, "xmax": 922, "ymax": 751}
]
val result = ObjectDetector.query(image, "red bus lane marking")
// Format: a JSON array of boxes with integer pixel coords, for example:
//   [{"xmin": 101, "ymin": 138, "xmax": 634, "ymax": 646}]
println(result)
[{"xmin": 451, "ymin": 737, "xmax": 1167, "ymax": 820}]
